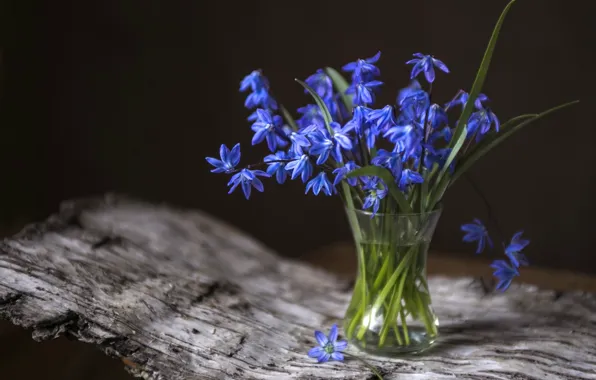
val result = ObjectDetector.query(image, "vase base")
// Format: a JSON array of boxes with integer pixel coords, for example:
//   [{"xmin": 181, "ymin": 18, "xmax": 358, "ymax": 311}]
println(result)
[{"xmin": 349, "ymin": 328, "xmax": 436, "ymax": 356}]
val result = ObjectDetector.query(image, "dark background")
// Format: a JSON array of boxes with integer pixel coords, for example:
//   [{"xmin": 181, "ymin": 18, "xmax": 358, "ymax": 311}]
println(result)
[{"xmin": 2, "ymin": 0, "xmax": 595, "ymax": 275}]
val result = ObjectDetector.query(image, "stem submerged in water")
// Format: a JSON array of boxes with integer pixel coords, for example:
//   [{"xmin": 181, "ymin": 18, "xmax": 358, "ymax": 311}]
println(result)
[{"xmin": 343, "ymin": 208, "xmax": 441, "ymax": 354}]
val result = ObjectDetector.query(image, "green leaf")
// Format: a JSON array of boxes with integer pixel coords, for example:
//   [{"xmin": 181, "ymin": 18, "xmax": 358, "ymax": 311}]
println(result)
[
  {"xmin": 295, "ymin": 79, "xmax": 333, "ymax": 135},
  {"xmin": 461, "ymin": 113, "xmax": 537, "ymax": 159},
  {"xmin": 324, "ymin": 67, "xmax": 354, "ymax": 111},
  {"xmin": 449, "ymin": 101, "xmax": 579, "ymax": 185},
  {"xmin": 433, "ymin": 0, "xmax": 517, "ymax": 199},
  {"xmin": 279, "ymin": 104, "xmax": 298, "ymax": 131},
  {"xmin": 346, "ymin": 166, "xmax": 413, "ymax": 213}
]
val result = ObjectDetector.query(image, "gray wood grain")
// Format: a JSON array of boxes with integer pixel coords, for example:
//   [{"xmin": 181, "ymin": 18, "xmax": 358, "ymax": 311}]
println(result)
[{"xmin": 0, "ymin": 195, "xmax": 595, "ymax": 380}]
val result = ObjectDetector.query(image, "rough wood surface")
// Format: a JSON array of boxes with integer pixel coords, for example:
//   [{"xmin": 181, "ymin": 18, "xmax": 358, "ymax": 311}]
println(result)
[{"xmin": 1, "ymin": 195, "xmax": 595, "ymax": 380}]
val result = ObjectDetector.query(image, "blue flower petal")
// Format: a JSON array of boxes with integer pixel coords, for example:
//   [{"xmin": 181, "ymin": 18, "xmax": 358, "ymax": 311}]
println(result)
[
  {"xmin": 307, "ymin": 346, "xmax": 324, "ymax": 358},
  {"xmin": 328, "ymin": 324, "xmax": 338, "ymax": 343},
  {"xmin": 314, "ymin": 330, "xmax": 328, "ymax": 346},
  {"xmin": 333, "ymin": 340, "xmax": 348, "ymax": 351}
]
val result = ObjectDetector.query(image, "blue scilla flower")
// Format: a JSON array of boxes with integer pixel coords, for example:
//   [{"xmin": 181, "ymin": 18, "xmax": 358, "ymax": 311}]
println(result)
[
  {"xmin": 333, "ymin": 161, "xmax": 361, "ymax": 187},
  {"xmin": 371, "ymin": 149, "xmax": 402, "ymax": 179},
  {"xmin": 342, "ymin": 51, "xmax": 382, "ymax": 79},
  {"xmin": 461, "ymin": 219, "xmax": 493, "ymax": 254},
  {"xmin": 366, "ymin": 105, "xmax": 396, "ymax": 134},
  {"xmin": 362, "ymin": 177, "xmax": 388, "ymax": 217},
  {"xmin": 346, "ymin": 80, "xmax": 383, "ymax": 106},
  {"xmin": 490, "ymin": 259, "xmax": 519, "ymax": 292},
  {"xmin": 251, "ymin": 109, "xmax": 285, "ymax": 152},
  {"xmin": 205, "ymin": 143, "xmax": 241, "ymax": 174},
  {"xmin": 406, "ymin": 53, "xmax": 450, "ymax": 83},
  {"xmin": 227, "ymin": 168, "xmax": 269, "ymax": 199},
  {"xmin": 305, "ymin": 172, "xmax": 333, "ymax": 196},
  {"xmin": 264, "ymin": 150, "xmax": 290, "ymax": 184},
  {"xmin": 445, "ymin": 91, "xmax": 489, "ymax": 110},
  {"xmin": 297, "ymin": 104, "xmax": 326, "ymax": 130},
  {"xmin": 285, "ymin": 154, "xmax": 314, "ymax": 182},
  {"xmin": 309, "ymin": 123, "xmax": 353, "ymax": 165},
  {"xmin": 397, "ymin": 80, "xmax": 422, "ymax": 107},
  {"xmin": 400, "ymin": 89, "xmax": 430, "ymax": 122},
  {"xmin": 344, "ymin": 106, "xmax": 372, "ymax": 137},
  {"xmin": 305, "ymin": 69, "xmax": 334, "ymax": 99},
  {"xmin": 288, "ymin": 131, "xmax": 311, "ymax": 156},
  {"xmin": 245, "ymin": 88, "xmax": 278, "ymax": 110},
  {"xmin": 428, "ymin": 127, "xmax": 452, "ymax": 144},
  {"xmin": 307, "ymin": 324, "xmax": 347, "ymax": 363},
  {"xmin": 428, "ymin": 104, "xmax": 449, "ymax": 129},
  {"xmin": 505, "ymin": 231, "xmax": 530, "ymax": 268},
  {"xmin": 467, "ymin": 107, "xmax": 500, "ymax": 140},
  {"xmin": 384, "ymin": 119, "xmax": 422, "ymax": 159},
  {"xmin": 240, "ymin": 70, "xmax": 269, "ymax": 93},
  {"xmin": 422, "ymin": 144, "xmax": 451, "ymax": 170},
  {"xmin": 398, "ymin": 169, "xmax": 424, "ymax": 191}
]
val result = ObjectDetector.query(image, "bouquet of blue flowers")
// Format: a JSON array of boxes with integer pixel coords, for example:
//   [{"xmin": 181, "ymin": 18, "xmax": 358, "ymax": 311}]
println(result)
[{"xmin": 207, "ymin": 0, "xmax": 576, "ymax": 354}]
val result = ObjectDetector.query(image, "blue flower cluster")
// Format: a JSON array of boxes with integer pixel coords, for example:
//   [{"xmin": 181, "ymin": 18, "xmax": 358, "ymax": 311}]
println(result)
[
  {"xmin": 207, "ymin": 52, "xmax": 501, "ymax": 215},
  {"xmin": 461, "ymin": 219, "xmax": 530, "ymax": 291}
]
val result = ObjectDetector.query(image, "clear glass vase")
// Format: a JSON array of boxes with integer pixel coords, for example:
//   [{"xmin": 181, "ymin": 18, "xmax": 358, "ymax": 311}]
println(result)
[{"xmin": 343, "ymin": 207, "xmax": 442, "ymax": 355}]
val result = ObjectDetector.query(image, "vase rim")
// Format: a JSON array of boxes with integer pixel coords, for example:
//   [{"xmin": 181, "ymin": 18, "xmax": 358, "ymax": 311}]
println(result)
[{"xmin": 345, "ymin": 204, "xmax": 443, "ymax": 217}]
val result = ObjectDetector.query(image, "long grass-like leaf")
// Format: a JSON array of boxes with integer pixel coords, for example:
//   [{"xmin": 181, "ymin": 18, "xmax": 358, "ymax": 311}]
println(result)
[
  {"xmin": 325, "ymin": 67, "xmax": 354, "ymax": 111},
  {"xmin": 346, "ymin": 166, "xmax": 413, "ymax": 213},
  {"xmin": 429, "ymin": 0, "xmax": 517, "ymax": 208},
  {"xmin": 450, "ymin": 101, "xmax": 579, "ymax": 185}
]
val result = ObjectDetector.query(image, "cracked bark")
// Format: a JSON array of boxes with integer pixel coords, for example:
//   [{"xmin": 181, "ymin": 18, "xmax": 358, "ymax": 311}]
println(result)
[{"xmin": 1, "ymin": 194, "xmax": 595, "ymax": 380}]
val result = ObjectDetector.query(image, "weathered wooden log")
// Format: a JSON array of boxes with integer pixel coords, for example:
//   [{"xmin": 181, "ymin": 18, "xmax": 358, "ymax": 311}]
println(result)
[{"xmin": 0, "ymin": 195, "xmax": 595, "ymax": 380}]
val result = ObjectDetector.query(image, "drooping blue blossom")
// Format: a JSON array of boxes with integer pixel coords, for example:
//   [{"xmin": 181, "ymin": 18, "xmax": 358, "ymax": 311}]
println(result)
[
  {"xmin": 362, "ymin": 177, "xmax": 388, "ymax": 217},
  {"xmin": 240, "ymin": 70, "xmax": 278, "ymax": 111},
  {"xmin": 306, "ymin": 172, "xmax": 333, "ymax": 196},
  {"xmin": 428, "ymin": 127, "xmax": 452, "ymax": 144},
  {"xmin": 285, "ymin": 154, "xmax": 314, "ymax": 182},
  {"xmin": 333, "ymin": 161, "xmax": 361, "ymax": 187},
  {"xmin": 309, "ymin": 123, "xmax": 353, "ymax": 164},
  {"xmin": 240, "ymin": 70, "xmax": 269, "ymax": 93},
  {"xmin": 384, "ymin": 118, "xmax": 422, "ymax": 159},
  {"xmin": 264, "ymin": 150, "xmax": 290, "ymax": 184},
  {"xmin": 342, "ymin": 51, "xmax": 382, "ymax": 79},
  {"xmin": 398, "ymin": 169, "xmax": 424, "ymax": 191},
  {"xmin": 397, "ymin": 80, "xmax": 422, "ymax": 106},
  {"xmin": 367, "ymin": 105, "xmax": 396, "ymax": 133},
  {"xmin": 406, "ymin": 53, "xmax": 450, "ymax": 83},
  {"xmin": 251, "ymin": 109, "xmax": 285, "ymax": 152},
  {"xmin": 344, "ymin": 106, "xmax": 372, "ymax": 137},
  {"xmin": 346, "ymin": 80, "xmax": 383, "ymax": 106},
  {"xmin": 445, "ymin": 91, "xmax": 489, "ymax": 110},
  {"xmin": 490, "ymin": 259, "xmax": 519, "ymax": 292},
  {"xmin": 297, "ymin": 104, "xmax": 326, "ymax": 130},
  {"xmin": 461, "ymin": 219, "xmax": 493, "ymax": 254},
  {"xmin": 244, "ymin": 88, "xmax": 278, "ymax": 110},
  {"xmin": 206, "ymin": 143, "xmax": 241, "ymax": 174},
  {"xmin": 307, "ymin": 324, "xmax": 347, "ymax": 363},
  {"xmin": 422, "ymin": 144, "xmax": 451, "ymax": 170},
  {"xmin": 467, "ymin": 107, "xmax": 500, "ymax": 140},
  {"xmin": 400, "ymin": 89, "xmax": 430, "ymax": 122},
  {"xmin": 428, "ymin": 104, "xmax": 449, "ymax": 130},
  {"xmin": 227, "ymin": 169, "xmax": 270, "ymax": 199},
  {"xmin": 288, "ymin": 131, "xmax": 311, "ymax": 156},
  {"xmin": 305, "ymin": 69, "xmax": 334, "ymax": 99},
  {"xmin": 372, "ymin": 149, "xmax": 402, "ymax": 179},
  {"xmin": 504, "ymin": 231, "xmax": 530, "ymax": 268}
]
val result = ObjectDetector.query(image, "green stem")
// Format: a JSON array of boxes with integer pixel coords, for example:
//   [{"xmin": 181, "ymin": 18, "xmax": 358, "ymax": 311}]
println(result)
[{"xmin": 399, "ymin": 305, "xmax": 410, "ymax": 346}]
